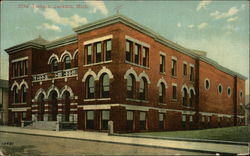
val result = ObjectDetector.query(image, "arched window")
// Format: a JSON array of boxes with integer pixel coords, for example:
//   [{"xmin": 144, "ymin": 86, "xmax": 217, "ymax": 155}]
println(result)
[
  {"xmin": 101, "ymin": 74, "xmax": 110, "ymax": 98},
  {"xmin": 139, "ymin": 78, "xmax": 147, "ymax": 100},
  {"xmin": 127, "ymin": 74, "xmax": 135, "ymax": 99},
  {"xmin": 86, "ymin": 76, "xmax": 95, "ymax": 99},
  {"xmin": 51, "ymin": 59, "xmax": 58, "ymax": 72},
  {"xmin": 13, "ymin": 86, "xmax": 19, "ymax": 103},
  {"xmin": 159, "ymin": 82, "xmax": 165, "ymax": 103},
  {"xmin": 182, "ymin": 88, "xmax": 188, "ymax": 106},
  {"xmin": 64, "ymin": 56, "xmax": 71, "ymax": 69},
  {"xmin": 74, "ymin": 53, "xmax": 78, "ymax": 67},
  {"xmin": 189, "ymin": 90, "xmax": 195, "ymax": 107},
  {"xmin": 21, "ymin": 85, "xmax": 27, "ymax": 103}
]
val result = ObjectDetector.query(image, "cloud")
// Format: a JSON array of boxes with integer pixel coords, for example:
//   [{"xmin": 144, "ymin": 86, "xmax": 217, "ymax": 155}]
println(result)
[
  {"xmin": 177, "ymin": 23, "xmax": 181, "ymax": 27},
  {"xmin": 210, "ymin": 10, "xmax": 220, "ymax": 17},
  {"xmin": 86, "ymin": 1, "xmax": 108, "ymax": 16},
  {"xmin": 210, "ymin": 7, "xmax": 239, "ymax": 19},
  {"xmin": 188, "ymin": 24, "xmax": 194, "ymax": 29},
  {"xmin": 196, "ymin": 0, "xmax": 212, "ymax": 11},
  {"xmin": 36, "ymin": 23, "xmax": 62, "ymax": 32},
  {"xmin": 33, "ymin": 8, "xmax": 87, "ymax": 27},
  {"xmin": 227, "ymin": 16, "xmax": 239, "ymax": 22},
  {"xmin": 198, "ymin": 22, "xmax": 208, "ymax": 30}
]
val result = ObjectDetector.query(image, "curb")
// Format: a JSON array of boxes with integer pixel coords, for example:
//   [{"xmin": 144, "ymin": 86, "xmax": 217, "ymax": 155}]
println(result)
[
  {"xmin": 111, "ymin": 133, "xmax": 249, "ymax": 146},
  {"xmin": 0, "ymin": 129, "xmax": 248, "ymax": 155}
]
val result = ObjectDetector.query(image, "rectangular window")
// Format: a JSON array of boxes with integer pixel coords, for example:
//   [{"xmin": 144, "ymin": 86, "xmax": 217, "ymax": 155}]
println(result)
[
  {"xmin": 95, "ymin": 42, "xmax": 102, "ymax": 63},
  {"xmin": 171, "ymin": 59, "xmax": 177, "ymax": 77},
  {"xmin": 207, "ymin": 116, "xmax": 211, "ymax": 128},
  {"xmin": 105, "ymin": 40, "xmax": 112, "ymax": 61},
  {"xmin": 15, "ymin": 63, "xmax": 18, "ymax": 77},
  {"xmin": 24, "ymin": 60, "xmax": 28, "ymax": 75},
  {"xmin": 86, "ymin": 45, "xmax": 92, "ymax": 64},
  {"xmin": 172, "ymin": 85, "xmax": 177, "ymax": 100},
  {"xmin": 189, "ymin": 116, "xmax": 193, "ymax": 129},
  {"xmin": 183, "ymin": 63, "xmax": 187, "ymax": 76},
  {"xmin": 140, "ymin": 112, "xmax": 146, "ymax": 130},
  {"xmin": 20, "ymin": 61, "xmax": 23, "ymax": 76},
  {"xmin": 22, "ymin": 112, "xmax": 26, "ymax": 120},
  {"xmin": 160, "ymin": 55, "xmax": 165, "ymax": 73},
  {"xmin": 12, "ymin": 63, "xmax": 15, "ymax": 77},
  {"xmin": 101, "ymin": 110, "xmax": 110, "ymax": 130},
  {"xmin": 190, "ymin": 66, "xmax": 194, "ymax": 81},
  {"xmin": 126, "ymin": 40, "xmax": 132, "ymax": 62},
  {"xmin": 159, "ymin": 113, "xmax": 164, "ymax": 129},
  {"xmin": 142, "ymin": 47, "xmax": 148, "ymax": 67},
  {"xmin": 182, "ymin": 115, "xmax": 186, "ymax": 129},
  {"xmin": 134, "ymin": 44, "xmax": 140, "ymax": 64},
  {"xmin": 86, "ymin": 111, "xmax": 94, "ymax": 129},
  {"xmin": 127, "ymin": 111, "xmax": 134, "ymax": 131}
]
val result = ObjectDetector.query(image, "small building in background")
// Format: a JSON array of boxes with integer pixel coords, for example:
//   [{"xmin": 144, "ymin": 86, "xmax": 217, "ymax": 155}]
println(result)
[{"xmin": 0, "ymin": 79, "xmax": 8, "ymax": 125}]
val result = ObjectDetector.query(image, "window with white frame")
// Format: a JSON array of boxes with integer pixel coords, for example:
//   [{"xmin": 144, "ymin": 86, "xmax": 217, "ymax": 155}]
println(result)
[
  {"xmin": 218, "ymin": 84, "xmax": 223, "ymax": 95},
  {"xmin": 160, "ymin": 55, "xmax": 165, "ymax": 73},
  {"xmin": 227, "ymin": 87, "xmax": 231, "ymax": 97},
  {"xmin": 205, "ymin": 79, "xmax": 210, "ymax": 90}
]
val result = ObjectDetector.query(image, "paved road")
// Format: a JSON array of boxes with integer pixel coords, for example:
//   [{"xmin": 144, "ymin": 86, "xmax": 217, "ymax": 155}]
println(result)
[{"xmin": 0, "ymin": 132, "xmax": 212, "ymax": 155}]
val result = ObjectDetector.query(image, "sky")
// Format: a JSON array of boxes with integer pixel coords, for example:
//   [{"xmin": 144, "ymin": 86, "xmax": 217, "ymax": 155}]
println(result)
[{"xmin": 0, "ymin": 0, "xmax": 249, "ymax": 94}]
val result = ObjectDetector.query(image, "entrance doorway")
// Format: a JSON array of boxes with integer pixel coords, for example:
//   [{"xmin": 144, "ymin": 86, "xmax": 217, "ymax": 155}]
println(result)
[
  {"xmin": 62, "ymin": 91, "xmax": 70, "ymax": 122},
  {"xmin": 48, "ymin": 90, "xmax": 58, "ymax": 121},
  {"xmin": 38, "ymin": 93, "xmax": 45, "ymax": 121}
]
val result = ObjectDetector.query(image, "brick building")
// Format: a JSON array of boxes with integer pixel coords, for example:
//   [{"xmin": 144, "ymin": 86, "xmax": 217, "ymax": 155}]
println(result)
[{"xmin": 6, "ymin": 14, "xmax": 246, "ymax": 132}]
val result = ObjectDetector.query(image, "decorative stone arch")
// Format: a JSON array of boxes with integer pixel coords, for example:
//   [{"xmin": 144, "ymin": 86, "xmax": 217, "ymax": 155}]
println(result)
[
  {"xmin": 60, "ymin": 85, "xmax": 74, "ymax": 99},
  {"xmin": 138, "ymin": 71, "xmax": 151, "ymax": 84},
  {"xmin": 82, "ymin": 69, "xmax": 97, "ymax": 82},
  {"xmin": 35, "ymin": 88, "xmax": 47, "ymax": 101},
  {"xmin": 181, "ymin": 84, "xmax": 189, "ymax": 97},
  {"xmin": 72, "ymin": 49, "xmax": 78, "ymax": 59},
  {"xmin": 124, "ymin": 67, "xmax": 139, "ymax": 81},
  {"xmin": 156, "ymin": 77, "xmax": 167, "ymax": 88},
  {"xmin": 60, "ymin": 50, "xmax": 73, "ymax": 62},
  {"xmin": 189, "ymin": 86, "xmax": 196, "ymax": 98},
  {"xmin": 48, "ymin": 53, "xmax": 60, "ymax": 64},
  {"xmin": 96, "ymin": 66, "xmax": 114, "ymax": 80},
  {"xmin": 46, "ymin": 85, "xmax": 60, "ymax": 99},
  {"xmin": 11, "ymin": 81, "xmax": 19, "ymax": 91},
  {"xmin": 19, "ymin": 79, "xmax": 29, "ymax": 89}
]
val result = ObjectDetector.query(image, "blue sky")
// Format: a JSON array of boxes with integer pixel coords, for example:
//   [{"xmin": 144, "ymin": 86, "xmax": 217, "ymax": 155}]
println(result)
[{"xmin": 0, "ymin": 0, "xmax": 249, "ymax": 94}]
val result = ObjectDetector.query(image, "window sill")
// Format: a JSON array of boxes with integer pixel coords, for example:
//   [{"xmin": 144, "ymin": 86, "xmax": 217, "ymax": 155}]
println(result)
[
  {"xmin": 126, "ymin": 98, "xmax": 149, "ymax": 103},
  {"xmin": 158, "ymin": 103, "xmax": 166, "ymax": 105},
  {"xmin": 182, "ymin": 106, "xmax": 194, "ymax": 109},
  {"xmin": 171, "ymin": 75, "xmax": 177, "ymax": 79},
  {"xmin": 84, "ymin": 99, "xmax": 96, "ymax": 102},
  {"xmin": 125, "ymin": 61, "xmax": 150, "ymax": 70},
  {"xmin": 84, "ymin": 60, "xmax": 112, "ymax": 67},
  {"xmin": 171, "ymin": 99, "xmax": 177, "ymax": 102},
  {"xmin": 12, "ymin": 103, "xmax": 27, "ymax": 105},
  {"xmin": 160, "ymin": 72, "xmax": 166, "ymax": 75},
  {"xmin": 12, "ymin": 75, "xmax": 28, "ymax": 79},
  {"xmin": 97, "ymin": 98, "xmax": 111, "ymax": 101}
]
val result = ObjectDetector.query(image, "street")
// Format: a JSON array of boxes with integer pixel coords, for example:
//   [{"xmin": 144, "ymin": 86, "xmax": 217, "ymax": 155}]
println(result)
[{"xmin": 0, "ymin": 132, "xmax": 212, "ymax": 155}]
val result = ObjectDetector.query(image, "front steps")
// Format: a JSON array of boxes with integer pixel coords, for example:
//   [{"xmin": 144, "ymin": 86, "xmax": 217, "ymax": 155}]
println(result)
[{"xmin": 25, "ymin": 121, "xmax": 58, "ymax": 131}]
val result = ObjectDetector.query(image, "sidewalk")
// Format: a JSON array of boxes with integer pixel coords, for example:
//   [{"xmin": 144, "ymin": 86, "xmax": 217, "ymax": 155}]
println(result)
[{"xmin": 0, "ymin": 126, "xmax": 249, "ymax": 155}]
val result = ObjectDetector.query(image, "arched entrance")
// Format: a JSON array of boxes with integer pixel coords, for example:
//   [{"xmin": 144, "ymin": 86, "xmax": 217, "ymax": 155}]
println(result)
[
  {"xmin": 62, "ymin": 91, "xmax": 70, "ymax": 122},
  {"xmin": 38, "ymin": 93, "xmax": 45, "ymax": 121},
  {"xmin": 48, "ymin": 90, "xmax": 58, "ymax": 121}
]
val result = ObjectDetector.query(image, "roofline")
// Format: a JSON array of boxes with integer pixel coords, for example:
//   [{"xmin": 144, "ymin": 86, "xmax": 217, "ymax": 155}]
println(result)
[
  {"xmin": 5, "ymin": 42, "xmax": 44, "ymax": 54},
  {"xmin": 5, "ymin": 14, "xmax": 248, "ymax": 80}
]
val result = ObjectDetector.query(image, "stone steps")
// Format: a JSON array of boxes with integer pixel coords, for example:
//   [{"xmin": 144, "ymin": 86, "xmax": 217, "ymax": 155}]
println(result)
[{"xmin": 25, "ymin": 121, "xmax": 57, "ymax": 131}]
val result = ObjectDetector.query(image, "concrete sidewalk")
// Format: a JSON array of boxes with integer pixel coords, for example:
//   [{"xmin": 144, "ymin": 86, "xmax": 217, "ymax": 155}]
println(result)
[{"xmin": 0, "ymin": 126, "xmax": 249, "ymax": 155}]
